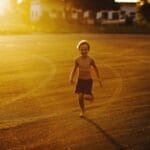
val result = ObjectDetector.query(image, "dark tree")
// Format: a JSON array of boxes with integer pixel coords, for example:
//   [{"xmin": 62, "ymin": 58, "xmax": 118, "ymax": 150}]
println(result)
[
  {"xmin": 139, "ymin": 1, "xmax": 150, "ymax": 22},
  {"xmin": 70, "ymin": 0, "xmax": 120, "ymax": 11}
]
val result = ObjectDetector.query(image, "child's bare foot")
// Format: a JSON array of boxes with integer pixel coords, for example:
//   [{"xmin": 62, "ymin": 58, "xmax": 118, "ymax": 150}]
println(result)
[{"xmin": 79, "ymin": 111, "xmax": 85, "ymax": 117}]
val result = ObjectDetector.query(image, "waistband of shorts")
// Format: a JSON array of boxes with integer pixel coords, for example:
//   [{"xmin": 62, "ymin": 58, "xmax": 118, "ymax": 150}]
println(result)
[{"xmin": 78, "ymin": 78, "xmax": 93, "ymax": 81}]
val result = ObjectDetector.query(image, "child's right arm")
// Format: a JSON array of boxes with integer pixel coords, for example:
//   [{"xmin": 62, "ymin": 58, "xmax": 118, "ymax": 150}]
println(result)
[{"xmin": 69, "ymin": 60, "xmax": 78, "ymax": 84}]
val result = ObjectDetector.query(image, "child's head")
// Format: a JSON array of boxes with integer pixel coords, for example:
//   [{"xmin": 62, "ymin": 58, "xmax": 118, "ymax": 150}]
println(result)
[{"xmin": 77, "ymin": 40, "xmax": 90, "ymax": 56}]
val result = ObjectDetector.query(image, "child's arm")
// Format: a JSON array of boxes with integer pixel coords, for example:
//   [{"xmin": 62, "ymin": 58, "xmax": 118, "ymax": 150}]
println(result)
[
  {"xmin": 69, "ymin": 60, "xmax": 78, "ymax": 84},
  {"xmin": 91, "ymin": 59, "xmax": 103, "ymax": 87}
]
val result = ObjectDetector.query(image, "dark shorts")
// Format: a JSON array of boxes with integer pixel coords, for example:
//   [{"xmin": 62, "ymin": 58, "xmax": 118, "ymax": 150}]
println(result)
[{"xmin": 75, "ymin": 79, "xmax": 93, "ymax": 95}]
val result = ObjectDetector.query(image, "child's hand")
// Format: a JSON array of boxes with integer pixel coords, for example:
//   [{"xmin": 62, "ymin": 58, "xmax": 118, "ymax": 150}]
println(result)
[
  {"xmin": 98, "ymin": 79, "xmax": 103, "ymax": 87},
  {"xmin": 69, "ymin": 79, "xmax": 74, "ymax": 84}
]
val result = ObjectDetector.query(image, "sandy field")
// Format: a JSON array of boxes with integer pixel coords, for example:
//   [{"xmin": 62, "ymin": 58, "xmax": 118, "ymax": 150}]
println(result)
[{"xmin": 0, "ymin": 34, "xmax": 149, "ymax": 150}]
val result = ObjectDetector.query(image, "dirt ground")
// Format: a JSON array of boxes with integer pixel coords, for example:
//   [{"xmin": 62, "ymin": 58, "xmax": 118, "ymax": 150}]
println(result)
[{"xmin": 0, "ymin": 34, "xmax": 149, "ymax": 150}]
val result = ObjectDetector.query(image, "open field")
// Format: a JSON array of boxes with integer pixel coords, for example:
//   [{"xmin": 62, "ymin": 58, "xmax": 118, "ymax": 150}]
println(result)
[{"xmin": 0, "ymin": 34, "xmax": 149, "ymax": 150}]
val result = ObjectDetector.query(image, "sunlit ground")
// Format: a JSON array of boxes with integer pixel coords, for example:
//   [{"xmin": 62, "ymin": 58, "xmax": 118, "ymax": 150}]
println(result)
[{"xmin": 0, "ymin": 34, "xmax": 149, "ymax": 149}]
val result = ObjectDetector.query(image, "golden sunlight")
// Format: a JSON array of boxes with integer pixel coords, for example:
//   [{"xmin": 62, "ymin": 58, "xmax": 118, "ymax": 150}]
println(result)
[
  {"xmin": 0, "ymin": 0, "xmax": 10, "ymax": 16},
  {"xmin": 17, "ymin": 0, "xmax": 23, "ymax": 4}
]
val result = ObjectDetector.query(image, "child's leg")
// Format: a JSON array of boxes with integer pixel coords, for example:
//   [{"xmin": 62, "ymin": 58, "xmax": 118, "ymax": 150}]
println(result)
[
  {"xmin": 84, "ymin": 94, "xmax": 94, "ymax": 101},
  {"xmin": 78, "ymin": 93, "xmax": 85, "ymax": 115}
]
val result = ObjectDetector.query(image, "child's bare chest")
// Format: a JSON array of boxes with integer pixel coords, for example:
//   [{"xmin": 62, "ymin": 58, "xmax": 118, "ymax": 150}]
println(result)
[{"xmin": 78, "ymin": 59, "xmax": 91, "ymax": 70}]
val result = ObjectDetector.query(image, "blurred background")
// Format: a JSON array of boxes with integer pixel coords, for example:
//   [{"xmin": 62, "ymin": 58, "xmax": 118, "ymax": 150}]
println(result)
[{"xmin": 0, "ymin": 0, "xmax": 150, "ymax": 34}]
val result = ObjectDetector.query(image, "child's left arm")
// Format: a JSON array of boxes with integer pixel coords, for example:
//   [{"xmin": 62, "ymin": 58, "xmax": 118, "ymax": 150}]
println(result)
[{"xmin": 91, "ymin": 59, "xmax": 103, "ymax": 87}]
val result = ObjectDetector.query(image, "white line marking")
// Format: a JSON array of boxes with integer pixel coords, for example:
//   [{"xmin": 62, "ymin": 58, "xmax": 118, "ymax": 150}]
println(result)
[{"xmin": 0, "ymin": 55, "xmax": 56, "ymax": 107}]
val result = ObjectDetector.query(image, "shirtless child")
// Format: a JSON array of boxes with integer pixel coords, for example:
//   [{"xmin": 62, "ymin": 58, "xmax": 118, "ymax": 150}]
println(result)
[{"xmin": 69, "ymin": 40, "xmax": 102, "ymax": 117}]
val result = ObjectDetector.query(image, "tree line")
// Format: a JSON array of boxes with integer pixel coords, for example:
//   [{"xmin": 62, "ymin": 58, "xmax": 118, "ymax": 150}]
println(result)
[
  {"xmin": 64, "ymin": 0, "xmax": 120, "ymax": 11},
  {"xmin": 64, "ymin": 0, "xmax": 150, "ymax": 23},
  {"xmin": 12, "ymin": 0, "xmax": 150, "ymax": 24}
]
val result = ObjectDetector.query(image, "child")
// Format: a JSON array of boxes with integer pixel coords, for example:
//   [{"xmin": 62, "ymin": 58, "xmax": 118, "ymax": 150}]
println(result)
[{"xmin": 69, "ymin": 40, "xmax": 102, "ymax": 117}]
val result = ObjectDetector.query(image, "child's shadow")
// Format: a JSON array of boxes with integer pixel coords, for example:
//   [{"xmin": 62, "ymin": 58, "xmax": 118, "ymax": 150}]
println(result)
[{"xmin": 83, "ymin": 117, "xmax": 129, "ymax": 150}]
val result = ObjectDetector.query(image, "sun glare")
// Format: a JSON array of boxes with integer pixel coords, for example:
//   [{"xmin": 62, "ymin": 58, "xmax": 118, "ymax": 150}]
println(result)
[
  {"xmin": 17, "ymin": 0, "xmax": 23, "ymax": 4},
  {"xmin": 0, "ymin": 0, "xmax": 10, "ymax": 16}
]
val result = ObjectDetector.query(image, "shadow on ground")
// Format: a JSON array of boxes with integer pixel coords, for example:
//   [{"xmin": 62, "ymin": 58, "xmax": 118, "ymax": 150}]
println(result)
[{"xmin": 83, "ymin": 117, "xmax": 130, "ymax": 150}]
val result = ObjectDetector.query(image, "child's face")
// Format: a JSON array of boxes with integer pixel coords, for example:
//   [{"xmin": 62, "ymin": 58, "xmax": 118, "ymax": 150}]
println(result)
[{"xmin": 79, "ymin": 43, "xmax": 89, "ymax": 56}]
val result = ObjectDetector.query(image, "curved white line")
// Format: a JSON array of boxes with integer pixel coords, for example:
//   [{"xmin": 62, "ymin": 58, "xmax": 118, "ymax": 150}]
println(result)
[
  {"xmin": 0, "ymin": 55, "xmax": 56, "ymax": 107},
  {"xmin": 101, "ymin": 64, "xmax": 123, "ymax": 106}
]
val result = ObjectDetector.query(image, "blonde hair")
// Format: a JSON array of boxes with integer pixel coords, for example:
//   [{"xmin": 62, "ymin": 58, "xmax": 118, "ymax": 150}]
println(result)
[{"xmin": 76, "ymin": 40, "xmax": 90, "ymax": 50}]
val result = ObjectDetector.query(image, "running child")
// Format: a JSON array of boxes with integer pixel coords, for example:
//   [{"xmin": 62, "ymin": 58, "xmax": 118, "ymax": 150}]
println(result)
[{"xmin": 69, "ymin": 40, "xmax": 102, "ymax": 117}]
